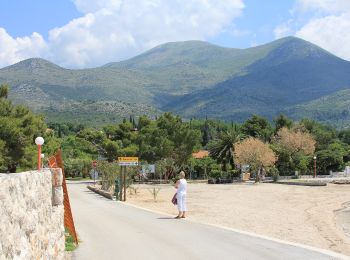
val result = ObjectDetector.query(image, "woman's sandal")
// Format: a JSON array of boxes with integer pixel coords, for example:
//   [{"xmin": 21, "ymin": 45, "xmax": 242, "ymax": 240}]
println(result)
[{"xmin": 174, "ymin": 216, "xmax": 181, "ymax": 219}]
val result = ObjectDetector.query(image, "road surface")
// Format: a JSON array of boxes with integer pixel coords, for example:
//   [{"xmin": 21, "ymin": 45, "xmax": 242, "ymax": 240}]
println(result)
[{"xmin": 68, "ymin": 182, "xmax": 346, "ymax": 260}]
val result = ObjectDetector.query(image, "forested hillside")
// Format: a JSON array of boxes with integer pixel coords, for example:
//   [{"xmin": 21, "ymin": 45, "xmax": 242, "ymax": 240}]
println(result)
[{"xmin": 1, "ymin": 37, "xmax": 349, "ymax": 127}]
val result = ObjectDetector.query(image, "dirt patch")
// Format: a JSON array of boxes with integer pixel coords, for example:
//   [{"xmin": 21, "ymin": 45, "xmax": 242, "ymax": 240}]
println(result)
[{"xmin": 126, "ymin": 182, "xmax": 350, "ymax": 255}]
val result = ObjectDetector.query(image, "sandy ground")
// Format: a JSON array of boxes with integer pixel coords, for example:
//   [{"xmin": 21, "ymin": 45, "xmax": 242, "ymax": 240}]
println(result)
[{"xmin": 125, "ymin": 182, "xmax": 350, "ymax": 255}]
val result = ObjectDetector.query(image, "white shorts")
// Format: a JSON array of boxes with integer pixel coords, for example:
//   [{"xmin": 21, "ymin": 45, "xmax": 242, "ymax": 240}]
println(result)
[{"xmin": 176, "ymin": 193, "xmax": 187, "ymax": 212}]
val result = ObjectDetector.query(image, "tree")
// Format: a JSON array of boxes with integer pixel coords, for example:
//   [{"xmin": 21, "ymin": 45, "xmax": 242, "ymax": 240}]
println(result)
[
  {"xmin": 137, "ymin": 121, "xmax": 174, "ymax": 162},
  {"xmin": 0, "ymin": 84, "xmax": 8, "ymax": 99},
  {"xmin": 96, "ymin": 161, "xmax": 120, "ymax": 191},
  {"xmin": 273, "ymin": 114, "xmax": 293, "ymax": 134},
  {"xmin": 272, "ymin": 127, "xmax": 316, "ymax": 175},
  {"xmin": 137, "ymin": 113, "xmax": 200, "ymax": 167},
  {"xmin": 299, "ymin": 119, "xmax": 336, "ymax": 150},
  {"xmin": 189, "ymin": 156, "xmax": 217, "ymax": 179},
  {"xmin": 156, "ymin": 157, "xmax": 179, "ymax": 181},
  {"xmin": 315, "ymin": 141, "xmax": 348, "ymax": 174},
  {"xmin": 201, "ymin": 119, "xmax": 212, "ymax": 147},
  {"xmin": 273, "ymin": 127, "xmax": 315, "ymax": 155},
  {"xmin": 241, "ymin": 115, "xmax": 273, "ymax": 142},
  {"xmin": 0, "ymin": 88, "xmax": 46, "ymax": 172},
  {"xmin": 208, "ymin": 129, "xmax": 244, "ymax": 171},
  {"xmin": 102, "ymin": 140, "xmax": 120, "ymax": 162},
  {"xmin": 234, "ymin": 137, "xmax": 277, "ymax": 182}
]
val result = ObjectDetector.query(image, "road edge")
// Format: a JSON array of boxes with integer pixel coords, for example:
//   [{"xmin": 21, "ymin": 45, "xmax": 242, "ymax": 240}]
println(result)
[{"xmin": 120, "ymin": 201, "xmax": 350, "ymax": 260}]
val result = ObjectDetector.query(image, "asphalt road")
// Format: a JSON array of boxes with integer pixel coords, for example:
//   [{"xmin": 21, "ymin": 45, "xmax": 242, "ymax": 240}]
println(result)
[{"xmin": 68, "ymin": 182, "xmax": 346, "ymax": 260}]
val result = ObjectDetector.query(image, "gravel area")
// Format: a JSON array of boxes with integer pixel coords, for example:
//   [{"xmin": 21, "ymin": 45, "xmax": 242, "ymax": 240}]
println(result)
[{"xmin": 126, "ymin": 182, "xmax": 350, "ymax": 255}]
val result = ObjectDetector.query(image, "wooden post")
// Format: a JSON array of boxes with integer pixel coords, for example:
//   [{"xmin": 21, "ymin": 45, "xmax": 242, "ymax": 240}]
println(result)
[
  {"xmin": 123, "ymin": 166, "xmax": 126, "ymax": 201},
  {"xmin": 119, "ymin": 166, "xmax": 123, "ymax": 201}
]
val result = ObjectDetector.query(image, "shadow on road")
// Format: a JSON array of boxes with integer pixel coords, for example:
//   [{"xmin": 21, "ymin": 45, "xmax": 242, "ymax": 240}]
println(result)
[
  {"xmin": 82, "ymin": 190, "xmax": 114, "ymax": 201},
  {"xmin": 157, "ymin": 217, "xmax": 177, "ymax": 220}
]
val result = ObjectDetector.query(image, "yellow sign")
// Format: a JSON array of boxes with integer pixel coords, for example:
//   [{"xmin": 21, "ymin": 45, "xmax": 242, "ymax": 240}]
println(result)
[{"xmin": 118, "ymin": 157, "xmax": 139, "ymax": 166}]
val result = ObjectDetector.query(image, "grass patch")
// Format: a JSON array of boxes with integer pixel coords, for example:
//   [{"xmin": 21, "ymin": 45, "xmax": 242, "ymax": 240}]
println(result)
[{"xmin": 65, "ymin": 229, "xmax": 77, "ymax": 252}]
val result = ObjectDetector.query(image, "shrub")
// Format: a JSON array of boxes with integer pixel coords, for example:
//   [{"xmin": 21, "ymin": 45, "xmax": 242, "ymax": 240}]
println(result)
[{"xmin": 268, "ymin": 167, "xmax": 280, "ymax": 182}]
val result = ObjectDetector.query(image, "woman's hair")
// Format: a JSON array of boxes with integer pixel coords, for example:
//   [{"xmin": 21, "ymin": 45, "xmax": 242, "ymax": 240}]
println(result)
[{"xmin": 179, "ymin": 171, "xmax": 185, "ymax": 178}]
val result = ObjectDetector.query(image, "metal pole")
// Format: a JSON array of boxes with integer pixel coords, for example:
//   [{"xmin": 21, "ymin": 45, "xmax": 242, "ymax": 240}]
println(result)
[{"xmin": 123, "ymin": 166, "xmax": 126, "ymax": 201}]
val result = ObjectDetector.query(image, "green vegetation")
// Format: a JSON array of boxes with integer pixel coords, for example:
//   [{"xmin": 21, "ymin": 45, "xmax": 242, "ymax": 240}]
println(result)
[
  {"xmin": 1, "ymin": 37, "xmax": 350, "ymax": 126},
  {"xmin": 0, "ymin": 84, "xmax": 48, "ymax": 172},
  {"xmin": 286, "ymin": 89, "xmax": 350, "ymax": 128},
  {"xmin": 45, "ymin": 113, "xmax": 350, "ymax": 179},
  {"xmin": 166, "ymin": 37, "xmax": 350, "ymax": 124},
  {"xmin": 2, "ymin": 83, "xmax": 350, "ymax": 179},
  {"xmin": 65, "ymin": 228, "xmax": 77, "ymax": 252}
]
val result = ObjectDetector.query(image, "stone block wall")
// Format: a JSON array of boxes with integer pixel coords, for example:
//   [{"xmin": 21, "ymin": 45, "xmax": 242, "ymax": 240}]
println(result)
[{"xmin": 0, "ymin": 169, "xmax": 65, "ymax": 259}]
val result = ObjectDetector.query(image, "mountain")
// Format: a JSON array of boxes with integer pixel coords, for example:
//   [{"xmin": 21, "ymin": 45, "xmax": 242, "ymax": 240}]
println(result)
[
  {"xmin": 285, "ymin": 89, "xmax": 350, "ymax": 129},
  {"xmin": 163, "ymin": 37, "xmax": 350, "ymax": 122},
  {"xmin": 0, "ymin": 37, "xmax": 350, "ymax": 127}
]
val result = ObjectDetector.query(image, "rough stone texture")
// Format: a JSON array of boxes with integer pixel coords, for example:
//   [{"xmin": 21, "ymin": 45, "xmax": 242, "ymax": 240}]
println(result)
[
  {"xmin": 51, "ymin": 168, "xmax": 64, "ymax": 206},
  {"xmin": 0, "ymin": 169, "xmax": 65, "ymax": 259}
]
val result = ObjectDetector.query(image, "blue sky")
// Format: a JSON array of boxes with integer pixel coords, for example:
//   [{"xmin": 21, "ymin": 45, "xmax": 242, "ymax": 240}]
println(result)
[
  {"xmin": 0, "ymin": 0, "xmax": 349, "ymax": 68},
  {"xmin": 0, "ymin": 1, "xmax": 80, "ymax": 39},
  {"xmin": 1, "ymin": 0, "xmax": 295, "ymax": 48},
  {"xmin": 210, "ymin": 0, "xmax": 296, "ymax": 48}
]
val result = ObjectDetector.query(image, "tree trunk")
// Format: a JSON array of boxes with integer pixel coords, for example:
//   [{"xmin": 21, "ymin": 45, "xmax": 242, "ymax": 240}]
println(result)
[
  {"xmin": 255, "ymin": 166, "xmax": 262, "ymax": 183},
  {"xmin": 8, "ymin": 163, "xmax": 17, "ymax": 173}
]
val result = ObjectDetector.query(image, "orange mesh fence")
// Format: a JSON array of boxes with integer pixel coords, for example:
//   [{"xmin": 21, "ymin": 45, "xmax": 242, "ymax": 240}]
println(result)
[{"xmin": 48, "ymin": 149, "xmax": 78, "ymax": 244}]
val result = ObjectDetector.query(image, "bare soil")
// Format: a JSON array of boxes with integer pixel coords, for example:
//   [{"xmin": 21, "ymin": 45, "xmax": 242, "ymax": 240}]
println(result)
[{"xmin": 126, "ymin": 182, "xmax": 350, "ymax": 255}]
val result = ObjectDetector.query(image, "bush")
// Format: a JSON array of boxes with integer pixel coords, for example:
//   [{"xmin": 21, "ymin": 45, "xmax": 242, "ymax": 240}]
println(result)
[
  {"xmin": 228, "ymin": 169, "xmax": 240, "ymax": 178},
  {"xmin": 96, "ymin": 161, "xmax": 120, "ymax": 191},
  {"xmin": 268, "ymin": 167, "xmax": 280, "ymax": 182},
  {"xmin": 209, "ymin": 170, "xmax": 222, "ymax": 179}
]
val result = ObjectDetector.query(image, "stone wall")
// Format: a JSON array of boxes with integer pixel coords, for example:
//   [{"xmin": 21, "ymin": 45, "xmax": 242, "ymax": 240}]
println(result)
[{"xmin": 0, "ymin": 169, "xmax": 65, "ymax": 259}]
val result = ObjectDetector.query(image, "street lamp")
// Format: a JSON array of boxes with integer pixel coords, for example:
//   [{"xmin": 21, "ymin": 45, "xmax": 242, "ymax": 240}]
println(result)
[
  {"xmin": 35, "ymin": 137, "xmax": 44, "ymax": 170},
  {"xmin": 313, "ymin": 156, "xmax": 317, "ymax": 178}
]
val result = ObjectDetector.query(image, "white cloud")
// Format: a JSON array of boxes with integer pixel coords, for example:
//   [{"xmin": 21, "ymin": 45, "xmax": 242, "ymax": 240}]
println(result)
[
  {"xmin": 274, "ymin": 0, "xmax": 350, "ymax": 61},
  {"xmin": 0, "ymin": 28, "xmax": 47, "ymax": 68},
  {"xmin": 294, "ymin": 0, "xmax": 350, "ymax": 14},
  {"xmin": 73, "ymin": 0, "xmax": 122, "ymax": 13},
  {"xmin": 296, "ymin": 13, "xmax": 350, "ymax": 60},
  {"xmin": 0, "ymin": 0, "xmax": 245, "ymax": 68}
]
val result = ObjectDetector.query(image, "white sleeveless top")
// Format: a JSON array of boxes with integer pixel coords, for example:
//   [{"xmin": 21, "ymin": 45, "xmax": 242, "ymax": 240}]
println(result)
[{"xmin": 177, "ymin": 179, "xmax": 187, "ymax": 195}]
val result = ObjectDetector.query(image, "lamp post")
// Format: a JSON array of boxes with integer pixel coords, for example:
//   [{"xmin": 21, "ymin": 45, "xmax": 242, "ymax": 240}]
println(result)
[
  {"xmin": 313, "ymin": 155, "xmax": 317, "ymax": 178},
  {"xmin": 35, "ymin": 137, "xmax": 44, "ymax": 170}
]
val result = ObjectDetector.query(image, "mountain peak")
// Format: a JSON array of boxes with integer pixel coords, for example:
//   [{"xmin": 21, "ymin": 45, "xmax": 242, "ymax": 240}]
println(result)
[
  {"xmin": 4, "ymin": 58, "xmax": 63, "ymax": 71},
  {"xmin": 270, "ymin": 36, "xmax": 335, "ymax": 58}
]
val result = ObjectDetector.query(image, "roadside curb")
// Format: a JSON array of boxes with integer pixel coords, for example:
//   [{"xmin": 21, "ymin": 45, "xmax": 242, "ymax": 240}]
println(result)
[
  {"xmin": 87, "ymin": 185, "xmax": 113, "ymax": 200},
  {"xmin": 276, "ymin": 181, "xmax": 327, "ymax": 186}
]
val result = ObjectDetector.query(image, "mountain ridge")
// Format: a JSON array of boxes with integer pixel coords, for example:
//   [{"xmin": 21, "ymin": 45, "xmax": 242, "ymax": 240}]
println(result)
[{"xmin": 1, "ymin": 36, "xmax": 350, "ymax": 127}]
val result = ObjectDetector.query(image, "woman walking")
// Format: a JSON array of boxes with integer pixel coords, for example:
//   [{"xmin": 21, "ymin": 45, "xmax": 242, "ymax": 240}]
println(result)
[{"xmin": 175, "ymin": 171, "xmax": 187, "ymax": 218}]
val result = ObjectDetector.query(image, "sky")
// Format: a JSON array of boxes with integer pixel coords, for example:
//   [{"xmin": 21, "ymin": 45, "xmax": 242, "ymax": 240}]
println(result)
[{"xmin": 0, "ymin": 0, "xmax": 349, "ymax": 68}]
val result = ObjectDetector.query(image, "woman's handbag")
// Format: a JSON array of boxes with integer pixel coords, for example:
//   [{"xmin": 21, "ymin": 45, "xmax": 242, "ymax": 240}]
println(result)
[{"xmin": 171, "ymin": 193, "xmax": 177, "ymax": 205}]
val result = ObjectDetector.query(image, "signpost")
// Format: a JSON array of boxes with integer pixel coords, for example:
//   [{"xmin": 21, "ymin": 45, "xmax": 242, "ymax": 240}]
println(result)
[
  {"xmin": 117, "ymin": 157, "xmax": 139, "ymax": 201},
  {"xmin": 118, "ymin": 157, "xmax": 139, "ymax": 166}
]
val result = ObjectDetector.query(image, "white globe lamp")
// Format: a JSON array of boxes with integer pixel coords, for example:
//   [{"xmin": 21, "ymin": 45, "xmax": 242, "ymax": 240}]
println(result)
[{"xmin": 35, "ymin": 137, "xmax": 44, "ymax": 170}]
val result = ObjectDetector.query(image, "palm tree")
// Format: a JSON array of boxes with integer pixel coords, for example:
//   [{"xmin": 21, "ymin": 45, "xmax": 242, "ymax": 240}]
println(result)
[{"xmin": 208, "ymin": 128, "xmax": 244, "ymax": 171}]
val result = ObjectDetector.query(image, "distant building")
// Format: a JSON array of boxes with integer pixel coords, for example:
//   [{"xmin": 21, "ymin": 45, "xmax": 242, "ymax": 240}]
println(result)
[{"xmin": 192, "ymin": 150, "xmax": 209, "ymax": 159}]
